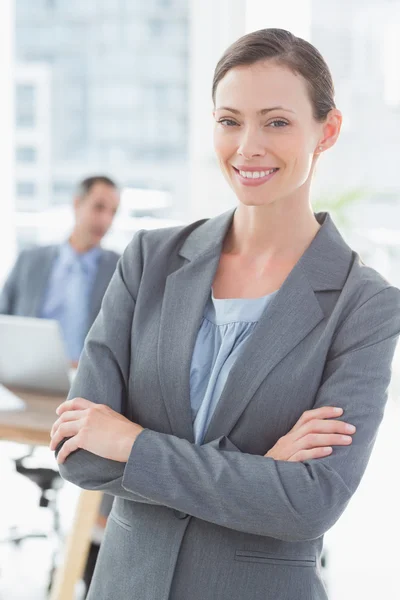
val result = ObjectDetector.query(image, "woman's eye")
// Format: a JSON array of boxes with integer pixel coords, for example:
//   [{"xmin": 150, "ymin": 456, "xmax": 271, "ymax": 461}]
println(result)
[
  {"xmin": 269, "ymin": 119, "xmax": 289, "ymax": 128},
  {"xmin": 218, "ymin": 119, "xmax": 238, "ymax": 127}
]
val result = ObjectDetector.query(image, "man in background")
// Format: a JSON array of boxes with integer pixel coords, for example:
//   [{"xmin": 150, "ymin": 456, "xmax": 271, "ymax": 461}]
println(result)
[
  {"xmin": 0, "ymin": 174, "xmax": 120, "ymax": 595},
  {"xmin": 0, "ymin": 175, "xmax": 120, "ymax": 364}
]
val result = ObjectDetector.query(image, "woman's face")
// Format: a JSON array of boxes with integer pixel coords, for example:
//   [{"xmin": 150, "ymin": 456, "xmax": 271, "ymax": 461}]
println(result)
[{"xmin": 213, "ymin": 60, "xmax": 341, "ymax": 208}]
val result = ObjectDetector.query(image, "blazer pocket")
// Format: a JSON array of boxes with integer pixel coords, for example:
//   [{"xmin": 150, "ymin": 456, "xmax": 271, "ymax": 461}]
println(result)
[
  {"xmin": 235, "ymin": 550, "xmax": 316, "ymax": 568},
  {"xmin": 109, "ymin": 511, "xmax": 132, "ymax": 532}
]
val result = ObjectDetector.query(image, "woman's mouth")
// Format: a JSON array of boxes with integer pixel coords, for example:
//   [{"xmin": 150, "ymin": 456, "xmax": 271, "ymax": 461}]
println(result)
[{"xmin": 232, "ymin": 166, "xmax": 279, "ymax": 187}]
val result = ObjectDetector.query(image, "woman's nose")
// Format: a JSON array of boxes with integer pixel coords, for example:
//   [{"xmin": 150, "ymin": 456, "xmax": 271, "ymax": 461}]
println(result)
[{"xmin": 237, "ymin": 127, "xmax": 266, "ymax": 159}]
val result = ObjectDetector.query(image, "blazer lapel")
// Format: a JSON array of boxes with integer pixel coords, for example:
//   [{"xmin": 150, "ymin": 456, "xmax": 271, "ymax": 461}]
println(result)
[
  {"xmin": 158, "ymin": 253, "xmax": 220, "ymax": 441},
  {"xmin": 89, "ymin": 252, "xmax": 117, "ymax": 328},
  {"xmin": 157, "ymin": 210, "xmax": 235, "ymax": 442},
  {"xmin": 202, "ymin": 266, "xmax": 324, "ymax": 443}
]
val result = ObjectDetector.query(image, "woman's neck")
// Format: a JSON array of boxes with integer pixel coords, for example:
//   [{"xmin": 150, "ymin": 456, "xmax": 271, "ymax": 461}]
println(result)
[{"xmin": 226, "ymin": 199, "xmax": 320, "ymax": 263}]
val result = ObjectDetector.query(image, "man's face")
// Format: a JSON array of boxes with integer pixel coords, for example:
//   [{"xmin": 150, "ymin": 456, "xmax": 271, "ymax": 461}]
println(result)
[{"xmin": 74, "ymin": 182, "xmax": 120, "ymax": 247}]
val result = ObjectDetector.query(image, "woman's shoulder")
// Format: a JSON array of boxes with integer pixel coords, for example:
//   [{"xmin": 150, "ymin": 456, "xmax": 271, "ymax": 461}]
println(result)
[
  {"xmin": 342, "ymin": 252, "xmax": 400, "ymax": 319},
  {"xmin": 139, "ymin": 218, "xmax": 209, "ymax": 252},
  {"xmin": 127, "ymin": 210, "xmax": 234, "ymax": 263}
]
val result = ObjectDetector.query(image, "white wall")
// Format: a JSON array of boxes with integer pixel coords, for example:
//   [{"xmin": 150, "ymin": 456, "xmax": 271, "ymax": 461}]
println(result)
[
  {"xmin": 188, "ymin": 0, "xmax": 247, "ymax": 221},
  {"xmin": 246, "ymin": 0, "xmax": 311, "ymax": 39}
]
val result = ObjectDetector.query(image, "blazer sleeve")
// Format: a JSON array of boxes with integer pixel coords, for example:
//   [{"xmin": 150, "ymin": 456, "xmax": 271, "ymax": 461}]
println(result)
[
  {"xmin": 121, "ymin": 286, "xmax": 400, "ymax": 541},
  {"xmin": 56, "ymin": 231, "xmax": 163, "ymax": 505},
  {"xmin": 0, "ymin": 252, "xmax": 25, "ymax": 314}
]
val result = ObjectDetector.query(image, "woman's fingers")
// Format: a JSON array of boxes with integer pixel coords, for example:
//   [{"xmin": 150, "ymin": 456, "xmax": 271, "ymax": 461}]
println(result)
[
  {"xmin": 291, "ymin": 406, "xmax": 343, "ymax": 431},
  {"xmin": 49, "ymin": 419, "xmax": 84, "ymax": 452},
  {"xmin": 295, "ymin": 418, "xmax": 356, "ymax": 441},
  {"xmin": 284, "ymin": 431, "xmax": 354, "ymax": 462},
  {"xmin": 50, "ymin": 409, "xmax": 86, "ymax": 437},
  {"xmin": 294, "ymin": 432, "xmax": 353, "ymax": 452},
  {"xmin": 56, "ymin": 435, "xmax": 82, "ymax": 464},
  {"xmin": 56, "ymin": 397, "xmax": 94, "ymax": 416},
  {"xmin": 265, "ymin": 409, "xmax": 356, "ymax": 462},
  {"xmin": 288, "ymin": 447, "xmax": 333, "ymax": 462}
]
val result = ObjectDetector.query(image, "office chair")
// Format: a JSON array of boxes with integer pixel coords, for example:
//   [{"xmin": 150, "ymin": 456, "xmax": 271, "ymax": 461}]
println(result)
[{"xmin": 2, "ymin": 447, "xmax": 64, "ymax": 591}]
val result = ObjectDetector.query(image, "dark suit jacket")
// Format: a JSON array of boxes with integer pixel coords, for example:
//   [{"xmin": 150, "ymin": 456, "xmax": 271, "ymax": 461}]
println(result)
[{"xmin": 0, "ymin": 244, "xmax": 120, "ymax": 336}]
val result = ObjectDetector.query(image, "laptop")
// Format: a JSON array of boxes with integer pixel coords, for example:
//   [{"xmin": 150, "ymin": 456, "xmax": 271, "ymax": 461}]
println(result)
[{"xmin": 0, "ymin": 315, "xmax": 74, "ymax": 395}]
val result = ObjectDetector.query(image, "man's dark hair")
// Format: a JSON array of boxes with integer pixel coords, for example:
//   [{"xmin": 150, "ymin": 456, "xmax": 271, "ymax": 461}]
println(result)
[{"xmin": 76, "ymin": 176, "xmax": 118, "ymax": 199}]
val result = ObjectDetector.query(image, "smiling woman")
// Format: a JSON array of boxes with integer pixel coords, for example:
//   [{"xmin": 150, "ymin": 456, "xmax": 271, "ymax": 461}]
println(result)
[
  {"xmin": 52, "ymin": 28, "xmax": 400, "ymax": 600},
  {"xmin": 212, "ymin": 30, "xmax": 341, "ymax": 215}
]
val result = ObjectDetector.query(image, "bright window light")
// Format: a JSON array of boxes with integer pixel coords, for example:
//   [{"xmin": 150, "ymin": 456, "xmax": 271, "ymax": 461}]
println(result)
[
  {"xmin": 383, "ymin": 23, "xmax": 400, "ymax": 107},
  {"xmin": 246, "ymin": 0, "xmax": 311, "ymax": 40},
  {"xmin": 120, "ymin": 188, "xmax": 171, "ymax": 213}
]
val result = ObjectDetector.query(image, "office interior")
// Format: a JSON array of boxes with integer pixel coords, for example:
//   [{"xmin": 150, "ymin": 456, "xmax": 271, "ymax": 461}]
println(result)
[{"xmin": 1, "ymin": 1, "xmax": 400, "ymax": 599}]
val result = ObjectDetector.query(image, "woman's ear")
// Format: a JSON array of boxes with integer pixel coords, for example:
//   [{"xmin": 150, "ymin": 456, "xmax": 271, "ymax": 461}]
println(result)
[{"xmin": 318, "ymin": 109, "xmax": 342, "ymax": 152}]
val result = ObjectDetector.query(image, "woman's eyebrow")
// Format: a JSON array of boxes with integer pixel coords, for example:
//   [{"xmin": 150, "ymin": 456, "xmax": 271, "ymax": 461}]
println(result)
[{"xmin": 215, "ymin": 106, "xmax": 296, "ymax": 115}]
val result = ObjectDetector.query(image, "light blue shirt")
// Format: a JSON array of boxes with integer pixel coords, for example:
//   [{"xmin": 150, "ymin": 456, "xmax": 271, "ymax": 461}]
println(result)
[
  {"xmin": 190, "ymin": 290, "xmax": 277, "ymax": 445},
  {"xmin": 40, "ymin": 243, "xmax": 101, "ymax": 362}
]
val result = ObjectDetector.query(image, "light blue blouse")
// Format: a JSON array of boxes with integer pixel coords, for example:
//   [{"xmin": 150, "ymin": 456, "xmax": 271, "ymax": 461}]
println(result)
[{"xmin": 190, "ymin": 290, "xmax": 277, "ymax": 445}]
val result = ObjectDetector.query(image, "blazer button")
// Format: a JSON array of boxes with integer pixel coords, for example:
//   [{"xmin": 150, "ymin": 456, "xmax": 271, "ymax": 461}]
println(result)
[{"xmin": 173, "ymin": 510, "xmax": 189, "ymax": 519}]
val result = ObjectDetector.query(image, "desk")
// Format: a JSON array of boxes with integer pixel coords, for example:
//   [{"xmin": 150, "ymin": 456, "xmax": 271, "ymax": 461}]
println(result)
[{"xmin": 0, "ymin": 388, "xmax": 102, "ymax": 600}]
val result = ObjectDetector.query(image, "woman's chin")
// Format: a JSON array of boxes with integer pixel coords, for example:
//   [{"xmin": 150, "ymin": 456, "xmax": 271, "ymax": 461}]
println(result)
[{"xmin": 236, "ymin": 192, "xmax": 276, "ymax": 208}]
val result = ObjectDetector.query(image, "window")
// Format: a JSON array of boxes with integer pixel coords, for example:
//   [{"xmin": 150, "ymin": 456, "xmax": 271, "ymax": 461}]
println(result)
[
  {"xmin": 148, "ymin": 19, "xmax": 165, "ymax": 37},
  {"xmin": 16, "ymin": 181, "xmax": 36, "ymax": 196},
  {"xmin": 15, "ymin": 84, "xmax": 36, "ymax": 128},
  {"xmin": 52, "ymin": 182, "xmax": 74, "ymax": 195},
  {"xmin": 16, "ymin": 146, "xmax": 37, "ymax": 163}
]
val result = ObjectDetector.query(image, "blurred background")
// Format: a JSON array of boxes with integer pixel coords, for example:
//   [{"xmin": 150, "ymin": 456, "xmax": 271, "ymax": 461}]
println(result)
[{"xmin": 0, "ymin": 1, "xmax": 400, "ymax": 599}]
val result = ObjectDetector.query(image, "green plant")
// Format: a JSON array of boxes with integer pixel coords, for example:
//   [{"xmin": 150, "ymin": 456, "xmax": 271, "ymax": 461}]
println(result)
[{"xmin": 313, "ymin": 188, "xmax": 367, "ymax": 228}]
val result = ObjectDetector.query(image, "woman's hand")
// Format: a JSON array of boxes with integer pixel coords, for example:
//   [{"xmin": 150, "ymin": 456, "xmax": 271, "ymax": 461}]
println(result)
[
  {"xmin": 50, "ymin": 397, "xmax": 144, "ymax": 465},
  {"xmin": 264, "ymin": 406, "xmax": 356, "ymax": 462}
]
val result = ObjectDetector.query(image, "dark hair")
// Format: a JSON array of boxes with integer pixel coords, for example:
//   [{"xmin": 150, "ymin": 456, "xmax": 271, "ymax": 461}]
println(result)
[
  {"xmin": 212, "ymin": 28, "xmax": 335, "ymax": 122},
  {"xmin": 76, "ymin": 175, "xmax": 118, "ymax": 199}
]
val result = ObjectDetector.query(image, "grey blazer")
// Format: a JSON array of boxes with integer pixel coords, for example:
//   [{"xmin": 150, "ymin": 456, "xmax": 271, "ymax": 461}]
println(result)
[
  {"xmin": 58, "ymin": 210, "xmax": 400, "ymax": 600},
  {"xmin": 0, "ymin": 244, "xmax": 120, "ymax": 334}
]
